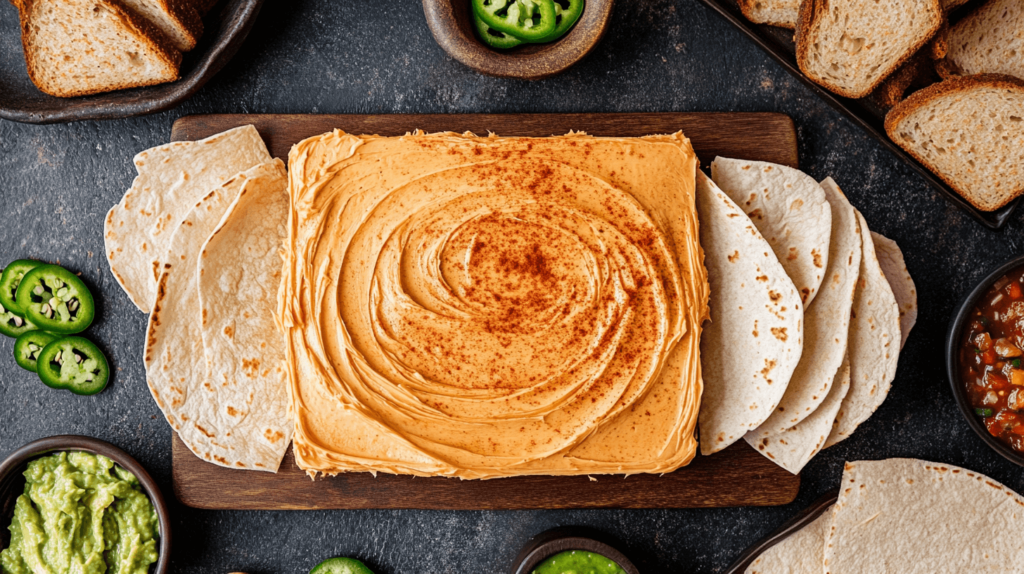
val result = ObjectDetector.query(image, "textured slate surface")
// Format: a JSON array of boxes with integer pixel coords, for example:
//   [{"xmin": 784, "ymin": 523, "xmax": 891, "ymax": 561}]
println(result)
[{"xmin": 0, "ymin": 0, "xmax": 1021, "ymax": 573}]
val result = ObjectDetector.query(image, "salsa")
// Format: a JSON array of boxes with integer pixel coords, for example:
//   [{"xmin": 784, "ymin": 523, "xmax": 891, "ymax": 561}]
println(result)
[
  {"xmin": 532, "ymin": 550, "xmax": 626, "ymax": 574},
  {"xmin": 959, "ymin": 265, "xmax": 1024, "ymax": 453}
]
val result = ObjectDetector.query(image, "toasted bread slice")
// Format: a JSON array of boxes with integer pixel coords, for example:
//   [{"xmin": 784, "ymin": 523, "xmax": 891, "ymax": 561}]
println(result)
[
  {"xmin": 12, "ymin": 0, "xmax": 181, "ymax": 98},
  {"xmin": 117, "ymin": 0, "xmax": 202, "ymax": 52},
  {"xmin": 936, "ymin": 0, "xmax": 1024, "ymax": 80},
  {"xmin": 796, "ymin": 0, "xmax": 943, "ymax": 98},
  {"xmin": 738, "ymin": 0, "xmax": 799, "ymax": 29},
  {"xmin": 885, "ymin": 74, "xmax": 1024, "ymax": 211}
]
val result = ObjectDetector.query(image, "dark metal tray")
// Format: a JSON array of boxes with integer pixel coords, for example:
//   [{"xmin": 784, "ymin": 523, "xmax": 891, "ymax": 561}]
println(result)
[
  {"xmin": 695, "ymin": 0, "xmax": 1018, "ymax": 230},
  {"xmin": 0, "ymin": 0, "xmax": 263, "ymax": 124},
  {"xmin": 724, "ymin": 489, "xmax": 839, "ymax": 573}
]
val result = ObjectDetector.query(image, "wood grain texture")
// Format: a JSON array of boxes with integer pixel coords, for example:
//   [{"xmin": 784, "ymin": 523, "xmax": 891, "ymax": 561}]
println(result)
[{"xmin": 170, "ymin": 112, "xmax": 801, "ymax": 510}]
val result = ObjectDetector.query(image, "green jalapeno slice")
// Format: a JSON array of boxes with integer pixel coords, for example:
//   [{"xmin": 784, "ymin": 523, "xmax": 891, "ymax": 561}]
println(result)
[
  {"xmin": 472, "ymin": 0, "xmax": 558, "ymax": 42},
  {"xmin": 14, "ymin": 331, "xmax": 61, "ymax": 372},
  {"xmin": 15, "ymin": 265, "xmax": 95, "ymax": 334},
  {"xmin": 537, "ymin": 0, "xmax": 584, "ymax": 42},
  {"xmin": 0, "ymin": 259, "xmax": 41, "ymax": 315},
  {"xmin": 36, "ymin": 336, "xmax": 109, "ymax": 395},
  {"xmin": 309, "ymin": 557, "xmax": 375, "ymax": 574},
  {"xmin": 473, "ymin": 11, "xmax": 524, "ymax": 49}
]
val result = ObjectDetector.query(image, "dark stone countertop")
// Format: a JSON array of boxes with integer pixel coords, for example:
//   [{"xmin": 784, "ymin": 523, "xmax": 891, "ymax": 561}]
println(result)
[{"xmin": 1, "ymin": 1, "xmax": 1022, "ymax": 573}]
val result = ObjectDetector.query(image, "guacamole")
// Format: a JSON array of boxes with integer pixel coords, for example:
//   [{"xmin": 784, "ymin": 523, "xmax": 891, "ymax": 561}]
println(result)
[
  {"xmin": 0, "ymin": 451, "xmax": 159, "ymax": 574},
  {"xmin": 532, "ymin": 550, "xmax": 626, "ymax": 574}
]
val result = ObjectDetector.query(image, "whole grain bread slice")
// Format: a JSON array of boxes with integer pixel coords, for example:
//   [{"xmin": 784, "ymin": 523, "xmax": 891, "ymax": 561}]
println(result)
[
  {"xmin": 935, "ymin": 0, "xmax": 1024, "ymax": 81},
  {"xmin": 12, "ymin": 0, "xmax": 182, "ymax": 98},
  {"xmin": 738, "ymin": 0, "xmax": 800, "ymax": 29},
  {"xmin": 117, "ymin": 0, "xmax": 203, "ymax": 52},
  {"xmin": 796, "ymin": 0, "xmax": 943, "ymax": 98},
  {"xmin": 885, "ymin": 74, "xmax": 1024, "ymax": 211}
]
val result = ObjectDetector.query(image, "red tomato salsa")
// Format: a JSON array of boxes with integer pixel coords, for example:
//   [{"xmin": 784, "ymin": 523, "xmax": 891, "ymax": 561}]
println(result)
[{"xmin": 960, "ymin": 265, "xmax": 1024, "ymax": 453}]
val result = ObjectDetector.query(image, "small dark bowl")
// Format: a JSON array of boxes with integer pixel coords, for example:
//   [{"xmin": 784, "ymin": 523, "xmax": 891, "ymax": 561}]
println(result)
[
  {"xmin": 0, "ymin": 435, "xmax": 171, "ymax": 573},
  {"xmin": 421, "ymin": 0, "xmax": 614, "ymax": 80},
  {"xmin": 0, "ymin": 0, "xmax": 263, "ymax": 124},
  {"xmin": 946, "ymin": 254, "xmax": 1024, "ymax": 468},
  {"xmin": 511, "ymin": 527, "xmax": 638, "ymax": 574}
]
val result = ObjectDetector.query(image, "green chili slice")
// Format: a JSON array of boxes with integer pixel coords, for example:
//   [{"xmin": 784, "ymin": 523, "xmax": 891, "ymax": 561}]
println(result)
[
  {"xmin": 473, "ymin": 11, "xmax": 523, "ymax": 49},
  {"xmin": 15, "ymin": 265, "xmax": 95, "ymax": 334},
  {"xmin": 14, "ymin": 331, "xmax": 61, "ymax": 372},
  {"xmin": 310, "ymin": 557, "xmax": 375, "ymax": 574},
  {"xmin": 36, "ymin": 336, "xmax": 109, "ymax": 395},
  {"xmin": 0, "ymin": 259, "xmax": 41, "ymax": 315},
  {"xmin": 536, "ymin": 0, "xmax": 584, "ymax": 42},
  {"xmin": 472, "ymin": 0, "xmax": 558, "ymax": 42},
  {"xmin": 0, "ymin": 304, "xmax": 35, "ymax": 338}
]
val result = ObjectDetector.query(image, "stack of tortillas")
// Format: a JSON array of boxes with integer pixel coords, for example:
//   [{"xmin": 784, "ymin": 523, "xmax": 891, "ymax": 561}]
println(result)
[
  {"xmin": 104, "ymin": 125, "xmax": 293, "ymax": 472},
  {"xmin": 744, "ymin": 458, "xmax": 1024, "ymax": 573},
  {"xmin": 697, "ymin": 157, "xmax": 918, "ymax": 474}
]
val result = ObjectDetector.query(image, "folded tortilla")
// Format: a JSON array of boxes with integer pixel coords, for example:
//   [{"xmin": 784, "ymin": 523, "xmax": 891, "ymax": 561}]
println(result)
[
  {"xmin": 748, "ymin": 177, "xmax": 861, "ymax": 439},
  {"xmin": 871, "ymin": 232, "xmax": 917, "ymax": 350},
  {"xmin": 105, "ymin": 125, "xmax": 272, "ymax": 312},
  {"xmin": 825, "ymin": 211, "xmax": 901, "ymax": 448},
  {"xmin": 695, "ymin": 171, "xmax": 804, "ymax": 455},
  {"xmin": 145, "ymin": 160, "xmax": 290, "ymax": 471},
  {"xmin": 825, "ymin": 459, "xmax": 1024, "ymax": 573},
  {"xmin": 711, "ymin": 157, "xmax": 832, "ymax": 306}
]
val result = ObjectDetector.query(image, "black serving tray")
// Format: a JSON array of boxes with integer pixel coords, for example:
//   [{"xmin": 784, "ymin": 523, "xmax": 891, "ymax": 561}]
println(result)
[
  {"xmin": 695, "ymin": 0, "xmax": 1019, "ymax": 230},
  {"xmin": 0, "ymin": 0, "xmax": 263, "ymax": 124},
  {"xmin": 723, "ymin": 489, "xmax": 839, "ymax": 573}
]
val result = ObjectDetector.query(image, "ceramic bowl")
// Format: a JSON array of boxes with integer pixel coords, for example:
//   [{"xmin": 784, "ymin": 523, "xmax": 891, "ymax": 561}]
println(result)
[
  {"xmin": 945, "ymin": 253, "xmax": 1024, "ymax": 468},
  {"xmin": 421, "ymin": 0, "xmax": 614, "ymax": 80},
  {"xmin": 0, "ymin": 0, "xmax": 264, "ymax": 124},
  {"xmin": 0, "ymin": 435, "xmax": 171, "ymax": 573},
  {"xmin": 511, "ymin": 527, "xmax": 638, "ymax": 574}
]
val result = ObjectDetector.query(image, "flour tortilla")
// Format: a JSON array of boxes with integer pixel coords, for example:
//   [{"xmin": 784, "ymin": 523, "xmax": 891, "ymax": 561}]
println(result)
[
  {"xmin": 695, "ymin": 171, "xmax": 804, "ymax": 455},
  {"xmin": 197, "ymin": 163, "xmax": 292, "ymax": 469},
  {"xmin": 748, "ymin": 178, "xmax": 861, "ymax": 438},
  {"xmin": 825, "ymin": 212, "xmax": 901, "ymax": 448},
  {"xmin": 747, "ymin": 353, "xmax": 850, "ymax": 474},
  {"xmin": 144, "ymin": 160, "xmax": 289, "ymax": 471},
  {"xmin": 824, "ymin": 459, "xmax": 1024, "ymax": 573},
  {"xmin": 105, "ymin": 125, "xmax": 272, "ymax": 313},
  {"xmin": 745, "ymin": 505, "xmax": 833, "ymax": 574},
  {"xmin": 711, "ymin": 157, "xmax": 832, "ymax": 306},
  {"xmin": 871, "ymin": 232, "xmax": 917, "ymax": 350}
]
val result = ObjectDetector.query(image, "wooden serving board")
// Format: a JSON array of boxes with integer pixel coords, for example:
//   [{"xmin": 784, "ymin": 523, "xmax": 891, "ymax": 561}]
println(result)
[{"xmin": 170, "ymin": 113, "xmax": 801, "ymax": 510}]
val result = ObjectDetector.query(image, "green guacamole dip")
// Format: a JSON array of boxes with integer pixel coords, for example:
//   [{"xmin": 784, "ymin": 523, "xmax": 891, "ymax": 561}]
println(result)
[
  {"xmin": 532, "ymin": 550, "xmax": 626, "ymax": 574},
  {"xmin": 1, "ymin": 451, "xmax": 159, "ymax": 574}
]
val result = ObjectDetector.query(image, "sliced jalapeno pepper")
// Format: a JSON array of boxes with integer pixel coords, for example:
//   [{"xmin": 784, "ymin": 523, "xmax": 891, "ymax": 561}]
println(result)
[
  {"xmin": 473, "ymin": 11, "xmax": 523, "ymax": 49},
  {"xmin": 14, "ymin": 331, "xmax": 60, "ymax": 372},
  {"xmin": 15, "ymin": 265, "xmax": 95, "ymax": 334},
  {"xmin": 0, "ymin": 305, "xmax": 35, "ymax": 338},
  {"xmin": 36, "ymin": 336, "xmax": 109, "ymax": 395},
  {"xmin": 537, "ymin": 0, "xmax": 584, "ymax": 42},
  {"xmin": 473, "ymin": 0, "xmax": 558, "ymax": 42},
  {"xmin": 310, "ymin": 557, "xmax": 375, "ymax": 574},
  {"xmin": 0, "ymin": 259, "xmax": 41, "ymax": 315}
]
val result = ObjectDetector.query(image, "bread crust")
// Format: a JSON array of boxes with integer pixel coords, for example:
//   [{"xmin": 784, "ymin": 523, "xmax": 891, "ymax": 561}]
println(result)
[
  {"xmin": 738, "ymin": 0, "xmax": 798, "ymax": 29},
  {"xmin": 796, "ymin": 0, "xmax": 944, "ymax": 99},
  {"xmin": 884, "ymin": 74, "xmax": 1024, "ymax": 211},
  {"xmin": 15, "ymin": 0, "xmax": 182, "ymax": 97}
]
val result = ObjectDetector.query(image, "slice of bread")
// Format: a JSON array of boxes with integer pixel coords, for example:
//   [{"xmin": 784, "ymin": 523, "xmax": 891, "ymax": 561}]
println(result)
[
  {"xmin": 12, "ymin": 0, "xmax": 182, "ymax": 98},
  {"xmin": 942, "ymin": 0, "xmax": 969, "ymax": 10},
  {"xmin": 869, "ymin": 48, "xmax": 937, "ymax": 109},
  {"xmin": 796, "ymin": 0, "xmax": 944, "ymax": 98},
  {"xmin": 117, "ymin": 0, "xmax": 203, "ymax": 52},
  {"xmin": 885, "ymin": 74, "xmax": 1024, "ymax": 211},
  {"xmin": 937, "ymin": 0, "xmax": 1024, "ymax": 80},
  {"xmin": 738, "ymin": 0, "xmax": 800, "ymax": 29}
]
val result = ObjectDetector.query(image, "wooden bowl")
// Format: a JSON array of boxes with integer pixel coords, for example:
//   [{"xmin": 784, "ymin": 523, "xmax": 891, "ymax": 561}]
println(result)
[
  {"xmin": 0, "ymin": 0, "xmax": 264, "ymax": 124},
  {"xmin": 422, "ymin": 0, "xmax": 614, "ymax": 80},
  {"xmin": 511, "ymin": 527, "xmax": 638, "ymax": 574},
  {"xmin": 0, "ymin": 435, "xmax": 171, "ymax": 574}
]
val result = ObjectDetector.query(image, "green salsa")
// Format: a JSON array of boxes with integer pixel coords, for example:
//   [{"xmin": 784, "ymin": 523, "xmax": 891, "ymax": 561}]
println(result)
[
  {"xmin": 532, "ymin": 550, "xmax": 626, "ymax": 574},
  {"xmin": 1, "ymin": 451, "xmax": 159, "ymax": 574}
]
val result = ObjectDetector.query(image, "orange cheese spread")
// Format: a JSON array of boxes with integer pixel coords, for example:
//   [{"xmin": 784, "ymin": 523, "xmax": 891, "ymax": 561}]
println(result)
[{"xmin": 279, "ymin": 130, "xmax": 708, "ymax": 479}]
